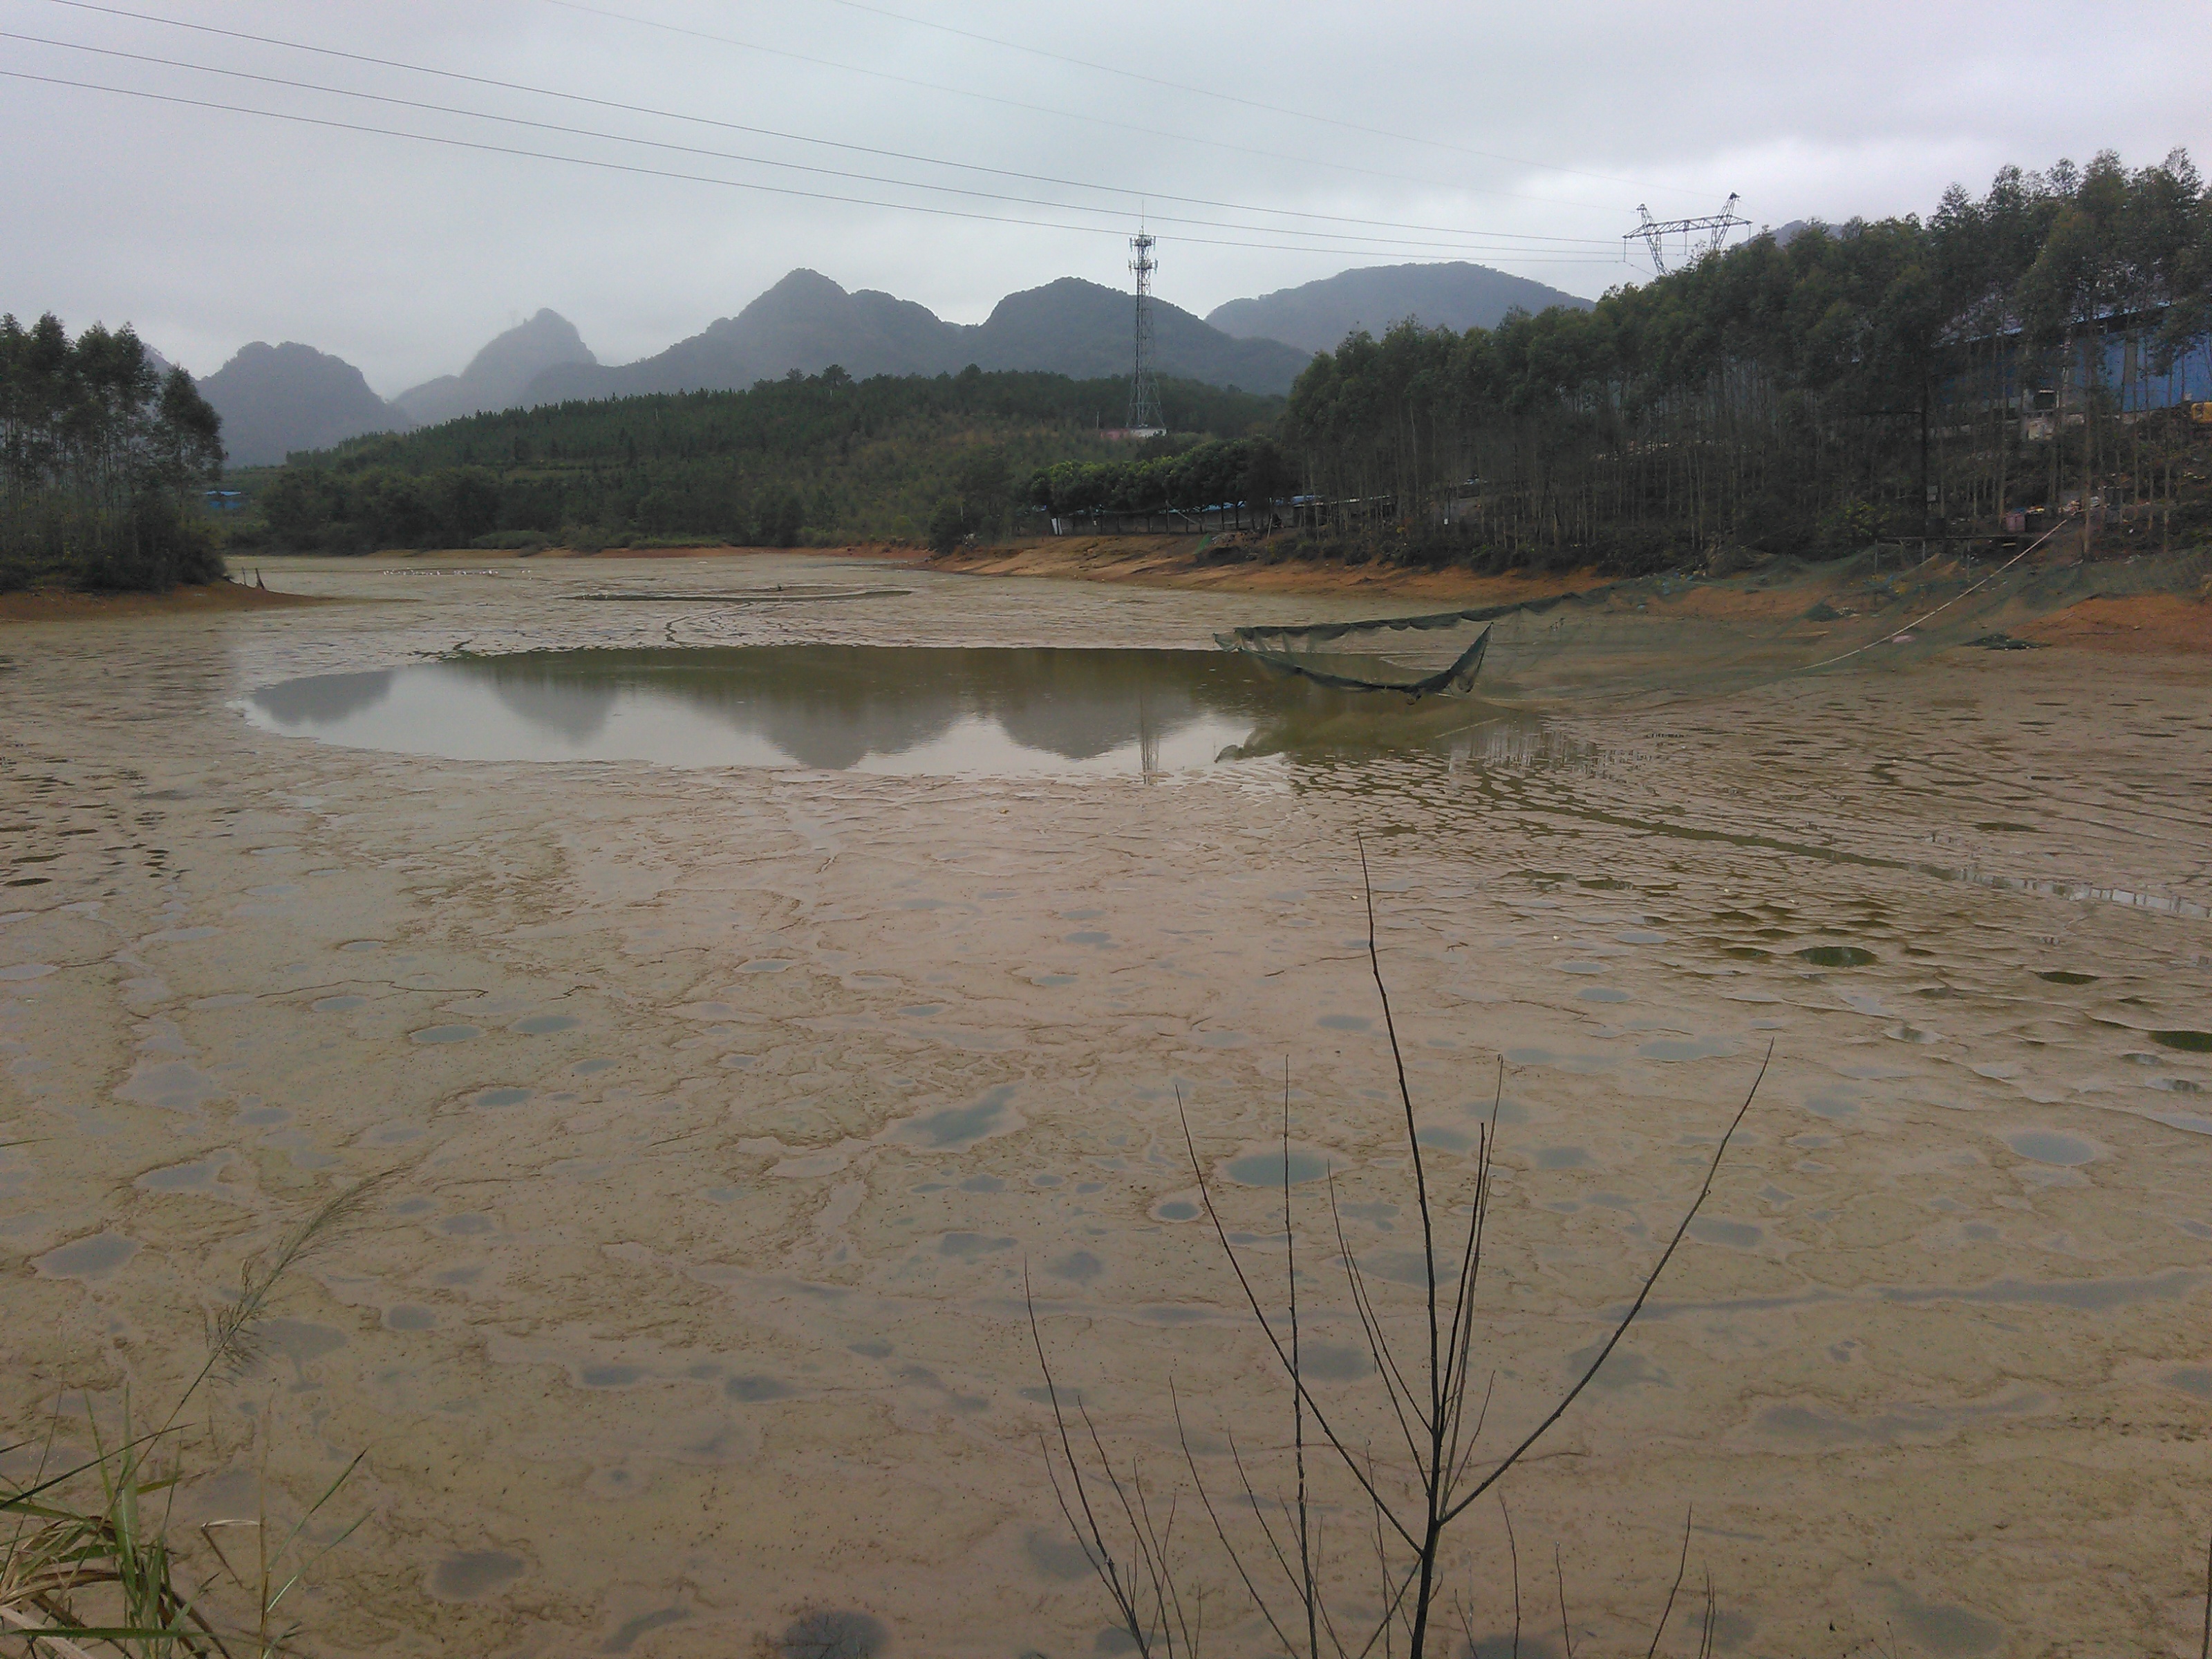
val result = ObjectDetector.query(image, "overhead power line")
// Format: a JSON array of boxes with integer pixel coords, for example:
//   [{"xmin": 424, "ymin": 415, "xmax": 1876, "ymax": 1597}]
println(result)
[
  {"xmin": 3, "ymin": 22, "xmax": 1618, "ymax": 254},
  {"xmin": 532, "ymin": 0, "xmax": 1630, "ymax": 212},
  {"xmin": 0, "ymin": 69, "xmax": 1629, "ymax": 265},
  {"xmin": 816, "ymin": 0, "xmax": 1703, "ymax": 200},
  {"xmin": 44, "ymin": 0, "xmax": 1611, "ymax": 211}
]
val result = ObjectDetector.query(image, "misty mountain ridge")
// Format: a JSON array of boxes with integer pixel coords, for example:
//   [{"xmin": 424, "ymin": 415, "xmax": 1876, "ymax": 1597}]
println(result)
[
  {"xmin": 196, "ymin": 341, "xmax": 411, "ymax": 467},
  {"xmin": 523, "ymin": 270, "xmax": 1314, "ymax": 406},
  {"xmin": 192, "ymin": 260, "xmax": 1600, "ymax": 465},
  {"xmin": 395, "ymin": 309, "xmax": 597, "ymax": 427},
  {"xmin": 1206, "ymin": 262, "xmax": 1593, "ymax": 354}
]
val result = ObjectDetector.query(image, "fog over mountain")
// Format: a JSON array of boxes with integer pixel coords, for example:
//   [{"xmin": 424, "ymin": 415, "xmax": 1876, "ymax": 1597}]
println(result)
[
  {"xmin": 196, "ymin": 341, "xmax": 411, "ymax": 467},
  {"xmin": 1206, "ymin": 262, "xmax": 1593, "ymax": 354},
  {"xmin": 395, "ymin": 310, "xmax": 598, "ymax": 427}
]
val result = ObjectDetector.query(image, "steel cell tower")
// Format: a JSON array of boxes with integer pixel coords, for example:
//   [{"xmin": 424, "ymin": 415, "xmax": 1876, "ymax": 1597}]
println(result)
[{"xmin": 1127, "ymin": 230, "xmax": 1165, "ymax": 434}]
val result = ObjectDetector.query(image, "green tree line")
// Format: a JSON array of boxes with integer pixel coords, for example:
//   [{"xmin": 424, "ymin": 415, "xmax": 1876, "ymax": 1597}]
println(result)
[
  {"xmin": 1283, "ymin": 150, "xmax": 2212, "ymax": 573},
  {"xmin": 1, "ymin": 313, "xmax": 225, "ymax": 590},
  {"xmin": 245, "ymin": 366, "xmax": 1281, "ymax": 552},
  {"xmin": 1022, "ymin": 437, "xmax": 1298, "ymax": 523}
]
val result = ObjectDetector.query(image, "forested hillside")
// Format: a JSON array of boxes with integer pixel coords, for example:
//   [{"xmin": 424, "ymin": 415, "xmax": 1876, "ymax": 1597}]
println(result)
[
  {"xmin": 242, "ymin": 152, "xmax": 2212, "ymax": 572},
  {"xmin": 245, "ymin": 366, "xmax": 1280, "ymax": 552},
  {"xmin": 1282, "ymin": 151, "xmax": 2212, "ymax": 572}
]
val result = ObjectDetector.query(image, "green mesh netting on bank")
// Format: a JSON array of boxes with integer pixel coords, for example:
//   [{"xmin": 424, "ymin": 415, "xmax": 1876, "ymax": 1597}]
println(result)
[{"xmin": 1216, "ymin": 538, "xmax": 2209, "ymax": 703}]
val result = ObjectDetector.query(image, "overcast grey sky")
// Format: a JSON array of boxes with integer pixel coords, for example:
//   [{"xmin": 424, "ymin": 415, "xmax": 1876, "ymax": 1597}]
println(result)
[{"xmin": 3, "ymin": 0, "xmax": 2205, "ymax": 394}]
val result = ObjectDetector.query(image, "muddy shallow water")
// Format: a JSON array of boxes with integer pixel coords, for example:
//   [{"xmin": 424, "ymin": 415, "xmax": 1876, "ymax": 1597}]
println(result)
[
  {"xmin": 3, "ymin": 552, "xmax": 2211, "ymax": 1658},
  {"xmin": 241, "ymin": 644, "xmax": 1485, "ymax": 776}
]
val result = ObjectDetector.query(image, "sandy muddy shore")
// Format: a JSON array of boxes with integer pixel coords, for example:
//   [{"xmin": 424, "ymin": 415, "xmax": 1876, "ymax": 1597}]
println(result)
[
  {"xmin": 3, "ymin": 551, "xmax": 2209, "ymax": 1657},
  {"xmin": 0, "ymin": 580, "xmax": 322, "ymax": 624}
]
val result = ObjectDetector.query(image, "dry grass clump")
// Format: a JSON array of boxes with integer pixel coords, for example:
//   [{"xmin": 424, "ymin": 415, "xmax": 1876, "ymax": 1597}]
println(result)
[{"xmin": 2, "ymin": 1175, "xmax": 389, "ymax": 1657}]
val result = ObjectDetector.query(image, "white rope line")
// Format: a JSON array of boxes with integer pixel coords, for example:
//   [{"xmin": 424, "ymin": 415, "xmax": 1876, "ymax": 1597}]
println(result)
[{"xmin": 1795, "ymin": 512, "xmax": 2079, "ymax": 674}]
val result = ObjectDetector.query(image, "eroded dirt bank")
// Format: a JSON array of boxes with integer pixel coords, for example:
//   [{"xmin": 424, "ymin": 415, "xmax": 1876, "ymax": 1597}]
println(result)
[
  {"xmin": 2, "ymin": 552, "xmax": 2209, "ymax": 1657},
  {"xmin": 925, "ymin": 532, "xmax": 1611, "ymax": 601},
  {"xmin": 926, "ymin": 534, "xmax": 2212, "ymax": 652},
  {"xmin": 0, "ymin": 579, "xmax": 321, "ymax": 624}
]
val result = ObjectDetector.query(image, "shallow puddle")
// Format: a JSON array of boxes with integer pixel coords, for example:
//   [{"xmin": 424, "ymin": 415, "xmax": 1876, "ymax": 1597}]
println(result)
[
  {"xmin": 32, "ymin": 1230, "xmax": 139, "ymax": 1280},
  {"xmin": 2002, "ymin": 1129, "xmax": 2099, "ymax": 1166},
  {"xmin": 241, "ymin": 646, "xmax": 1490, "ymax": 777},
  {"xmin": 1797, "ymin": 944, "xmax": 1877, "ymax": 968},
  {"xmin": 428, "ymin": 1549, "xmax": 524, "ymax": 1602},
  {"xmin": 1221, "ymin": 1147, "xmax": 1333, "ymax": 1185}
]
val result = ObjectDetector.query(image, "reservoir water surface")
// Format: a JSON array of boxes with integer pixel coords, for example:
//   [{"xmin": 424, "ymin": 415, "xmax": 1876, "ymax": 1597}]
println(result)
[{"xmin": 241, "ymin": 644, "xmax": 1452, "ymax": 776}]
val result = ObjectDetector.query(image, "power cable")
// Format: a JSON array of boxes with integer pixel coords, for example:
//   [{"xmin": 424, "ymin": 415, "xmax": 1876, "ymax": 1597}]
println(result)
[
  {"xmin": 815, "ymin": 0, "xmax": 1700, "ymax": 199},
  {"xmin": 0, "ymin": 68, "xmax": 1628, "ymax": 265},
  {"xmin": 37, "ymin": 0, "xmax": 1627, "ymax": 236},
  {"xmin": 535, "ymin": 0, "xmax": 1629, "ymax": 211},
  {"xmin": 0, "ymin": 30, "xmax": 1619, "ymax": 256}
]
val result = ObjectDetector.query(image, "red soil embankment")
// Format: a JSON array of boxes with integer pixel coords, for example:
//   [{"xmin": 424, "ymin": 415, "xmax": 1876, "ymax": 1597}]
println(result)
[
  {"xmin": 0, "ymin": 581, "xmax": 321, "ymax": 624},
  {"xmin": 2020, "ymin": 592, "xmax": 2212, "ymax": 653},
  {"xmin": 926, "ymin": 534, "xmax": 1605, "ymax": 603},
  {"xmin": 935, "ymin": 536, "xmax": 2212, "ymax": 653}
]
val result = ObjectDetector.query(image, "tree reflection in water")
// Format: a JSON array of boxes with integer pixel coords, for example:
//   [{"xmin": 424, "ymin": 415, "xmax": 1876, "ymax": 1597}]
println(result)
[{"xmin": 247, "ymin": 646, "xmax": 1507, "ymax": 774}]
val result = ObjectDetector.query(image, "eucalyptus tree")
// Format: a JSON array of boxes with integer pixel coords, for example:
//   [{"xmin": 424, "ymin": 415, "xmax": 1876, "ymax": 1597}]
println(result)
[
  {"xmin": 1279, "ymin": 151, "xmax": 2209, "ymax": 572},
  {"xmin": 1, "ymin": 312, "xmax": 224, "ymax": 589}
]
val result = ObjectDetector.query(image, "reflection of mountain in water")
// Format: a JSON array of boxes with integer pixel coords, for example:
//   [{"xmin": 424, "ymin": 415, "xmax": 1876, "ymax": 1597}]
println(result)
[
  {"xmin": 250, "ymin": 670, "xmax": 395, "ymax": 725},
  {"xmin": 982, "ymin": 651, "xmax": 1214, "ymax": 760},
  {"xmin": 246, "ymin": 646, "xmax": 1477, "ymax": 774},
  {"xmin": 482, "ymin": 670, "xmax": 617, "ymax": 744},
  {"xmin": 462, "ymin": 646, "xmax": 1279, "ymax": 769}
]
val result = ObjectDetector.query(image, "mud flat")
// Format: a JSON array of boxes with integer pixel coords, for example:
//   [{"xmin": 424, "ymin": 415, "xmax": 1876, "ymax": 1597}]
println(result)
[
  {"xmin": 3, "ymin": 551, "xmax": 2209, "ymax": 1656},
  {"xmin": 0, "ymin": 579, "xmax": 321, "ymax": 623}
]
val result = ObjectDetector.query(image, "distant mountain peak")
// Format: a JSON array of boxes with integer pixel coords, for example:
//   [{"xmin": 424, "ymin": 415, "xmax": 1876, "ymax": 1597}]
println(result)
[
  {"xmin": 1206, "ymin": 261, "xmax": 1591, "ymax": 354},
  {"xmin": 198, "ymin": 340, "xmax": 410, "ymax": 467},
  {"xmin": 980, "ymin": 274, "xmax": 1116, "ymax": 323},
  {"xmin": 759, "ymin": 268, "xmax": 844, "ymax": 298},
  {"xmin": 459, "ymin": 309, "xmax": 593, "ymax": 377},
  {"xmin": 396, "ymin": 308, "xmax": 597, "ymax": 426},
  {"xmin": 520, "ymin": 270, "xmax": 1312, "ymax": 409}
]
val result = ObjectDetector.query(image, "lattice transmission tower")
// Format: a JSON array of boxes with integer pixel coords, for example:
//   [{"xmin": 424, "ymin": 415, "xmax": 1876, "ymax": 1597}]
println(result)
[
  {"xmin": 1127, "ymin": 229, "xmax": 1165, "ymax": 434},
  {"xmin": 1624, "ymin": 193, "xmax": 1747, "ymax": 274}
]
